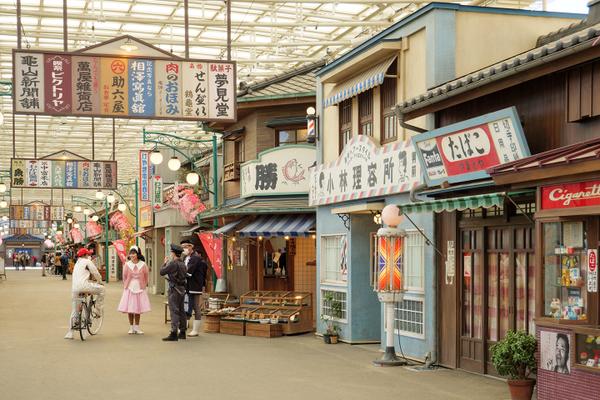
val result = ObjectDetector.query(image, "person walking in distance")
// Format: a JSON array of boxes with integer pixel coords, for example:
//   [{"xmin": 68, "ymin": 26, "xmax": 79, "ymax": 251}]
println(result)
[
  {"xmin": 60, "ymin": 251, "xmax": 69, "ymax": 280},
  {"xmin": 180, "ymin": 240, "xmax": 207, "ymax": 337},
  {"xmin": 160, "ymin": 244, "xmax": 188, "ymax": 341},
  {"xmin": 117, "ymin": 247, "xmax": 151, "ymax": 335}
]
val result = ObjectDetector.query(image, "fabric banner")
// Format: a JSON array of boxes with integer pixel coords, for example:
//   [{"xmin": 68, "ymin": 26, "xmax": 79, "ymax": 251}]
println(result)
[
  {"xmin": 168, "ymin": 185, "xmax": 206, "ymax": 224},
  {"xmin": 86, "ymin": 220, "xmax": 103, "ymax": 238},
  {"xmin": 11, "ymin": 158, "xmax": 117, "ymax": 189},
  {"xmin": 112, "ymin": 239, "xmax": 128, "ymax": 264},
  {"xmin": 198, "ymin": 232, "xmax": 223, "ymax": 279}
]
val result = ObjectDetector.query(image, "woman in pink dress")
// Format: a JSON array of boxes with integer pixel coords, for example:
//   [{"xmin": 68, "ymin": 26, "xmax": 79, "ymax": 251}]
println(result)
[{"xmin": 118, "ymin": 247, "xmax": 151, "ymax": 334}]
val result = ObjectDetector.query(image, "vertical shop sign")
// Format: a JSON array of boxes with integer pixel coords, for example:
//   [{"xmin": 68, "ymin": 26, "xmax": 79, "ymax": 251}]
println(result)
[
  {"xmin": 100, "ymin": 57, "xmax": 128, "ymax": 116},
  {"xmin": 38, "ymin": 160, "xmax": 51, "ymax": 187},
  {"xmin": 152, "ymin": 176, "xmax": 163, "ymax": 210},
  {"xmin": 11, "ymin": 159, "xmax": 26, "ymax": 187},
  {"xmin": 588, "ymin": 249, "xmax": 598, "ymax": 293},
  {"xmin": 44, "ymin": 54, "xmax": 71, "ymax": 114},
  {"xmin": 64, "ymin": 161, "xmax": 78, "ymax": 188},
  {"xmin": 15, "ymin": 52, "xmax": 45, "ymax": 112},
  {"xmin": 208, "ymin": 62, "xmax": 234, "ymax": 120},
  {"xmin": 155, "ymin": 61, "xmax": 182, "ymax": 117},
  {"xmin": 52, "ymin": 160, "xmax": 65, "ymax": 187},
  {"xmin": 23, "ymin": 206, "xmax": 30, "ymax": 220},
  {"xmin": 26, "ymin": 160, "xmax": 39, "ymax": 187},
  {"xmin": 92, "ymin": 162, "xmax": 103, "ymax": 188},
  {"xmin": 78, "ymin": 161, "xmax": 91, "ymax": 188},
  {"xmin": 103, "ymin": 162, "xmax": 116, "ymax": 189},
  {"xmin": 108, "ymin": 245, "xmax": 118, "ymax": 281},
  {"xmin": 44, "ymin": 206, "xmax": 51, "ymax": 221},
  {"xmin": 72, "ymin": 56, "xmax": 100, "ymax": 115},
  {"xmin": 445, "ymin": 240, "xmax": 455, "ymax": 285},
  {"xmin": 182, "ymin": 62, "xmax": 208, "ymax": 118},
  {"xmin": 128, "ymin": 59, "xmax": 154, "ymax": 117},
  {"xmin": 139, "ymin": 151, "xmax": 150, "ymax": 201}
]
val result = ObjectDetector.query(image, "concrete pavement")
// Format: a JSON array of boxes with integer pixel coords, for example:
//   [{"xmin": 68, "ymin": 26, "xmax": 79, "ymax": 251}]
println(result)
[{"xmin": 0, "ymin": 270, "xmax": 510, "ymax": 400}]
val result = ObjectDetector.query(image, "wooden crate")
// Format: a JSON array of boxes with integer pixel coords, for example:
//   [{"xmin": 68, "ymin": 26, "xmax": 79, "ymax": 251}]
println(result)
[
  {"xmin": 203, "ymin": 315, "xmax": 221, "ymax": 333},
  {"xmin": 246, "ymin": 323, "xmax": 283, "ymax": 338},
  {"xmin": 219, "ymin": 319, "xmax": 245, "ymax": 336}
]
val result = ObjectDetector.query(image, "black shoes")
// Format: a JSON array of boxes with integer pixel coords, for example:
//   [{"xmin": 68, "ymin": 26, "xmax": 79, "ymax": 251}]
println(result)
[
  {"xmin": 162, "ymin": 331, "xmax": 178, "ymax": 341},
  {"xmin": 178, "ymin": 330, "xmax": 186, "ymax": 340}
]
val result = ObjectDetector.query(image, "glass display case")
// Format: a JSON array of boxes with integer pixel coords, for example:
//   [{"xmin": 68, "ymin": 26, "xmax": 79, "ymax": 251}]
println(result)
[
  {"xmin": 543, "ymin": 221, "xmax": 588, "ymax": 322},
  {"xmin": 574, "ymin": 327, "xmax": 600, "ymax": 372}
]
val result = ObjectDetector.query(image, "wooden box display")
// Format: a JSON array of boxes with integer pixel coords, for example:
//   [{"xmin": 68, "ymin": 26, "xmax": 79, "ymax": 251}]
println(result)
[
  {"xmin": 245, "ymin": 322, "xmax": 283, "ymax": 338},
  {"xmin": 203, "ymin": 314, "xmax": 221, "ymax": 333},
  {"xmin": 220, "ymin": 319, "xmax": 245, "ymax": 336},
  {"xmin": 240, "ymin": 291, "xmax": 313, "ymax": 335}
]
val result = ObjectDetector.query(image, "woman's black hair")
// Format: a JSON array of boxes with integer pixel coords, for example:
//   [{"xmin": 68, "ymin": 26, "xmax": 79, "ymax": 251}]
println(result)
[
  {"xmin": 556, "ymin": 333, "xmax": 570, "ymax": 355},
  {"xmin": 129, "ymin": 247, "xmax": 146, "ymax": 262}
]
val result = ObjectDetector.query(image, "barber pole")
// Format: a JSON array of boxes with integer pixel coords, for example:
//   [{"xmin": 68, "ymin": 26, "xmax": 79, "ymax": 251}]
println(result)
[{"xmin": 307, "ymin": 116, "xmax": 316, "ymax": 143}]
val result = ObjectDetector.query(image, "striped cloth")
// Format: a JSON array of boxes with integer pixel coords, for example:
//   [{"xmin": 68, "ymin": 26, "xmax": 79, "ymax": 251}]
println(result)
[
  {"xmin": 398, "ymin": 193, "xmax": 505, "ymax": 214},
  {"xmin": 237, "ymin": 214, "xmax": 315, "ymax": 238}
]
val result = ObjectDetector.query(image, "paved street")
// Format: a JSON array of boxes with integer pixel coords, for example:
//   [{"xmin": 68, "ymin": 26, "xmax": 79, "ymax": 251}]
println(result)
[{"xmin": 0, "ymin": 270, "xmax": 509, "ymax": 400}]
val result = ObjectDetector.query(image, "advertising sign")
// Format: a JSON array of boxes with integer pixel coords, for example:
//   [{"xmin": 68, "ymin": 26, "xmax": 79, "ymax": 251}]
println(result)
[
  {"xmin": 14, "ymin": 50, "xmax": 236, "ymax": 122},
  {"xmin": 412, "ymin": 107, "xmax": 530, "ymax": 187},
  {"xmin": 541, "ymin": 180, "xmax": 600, "ymax": 210},
  {"xmin": 152, "ymin": 175, "xmax": 163, "ymax": 210},
  {"xmin": 10, "ymin": 205, "xmax": 64, "ymax": 221},
  {"xmin": 139, "ymin": 151, "xmax": 150, "ymax": 202},
  {"xmin": 139, "ymin": 205, "xmax": 154, "ymax": 228},
  {"xmin": 241, "ymin": 145, "xmax": 315, "ymax": 198},
  {"xmin": 108, "ymin": 245, "xmax": 118, "ymax": 281},
  {"xmin": 540, "ymin": 330, "xmax": 571, "ymax": 374},
  {"xmin": 309, "ymin": 135, "xmax": 421, "ymax": 206},
  {"xmin": 588, "ymin": 249, "xmax": 598, "ymax": 293},
  {"xmin": 11, "ymin": 158, "xmax": 117, "ymax": 189}
]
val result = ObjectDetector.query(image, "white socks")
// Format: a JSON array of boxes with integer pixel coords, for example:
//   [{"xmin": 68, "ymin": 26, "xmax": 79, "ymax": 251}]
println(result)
[{"xmin": 133, "ymin": 325, "xmax": 143, "ymax": 334}]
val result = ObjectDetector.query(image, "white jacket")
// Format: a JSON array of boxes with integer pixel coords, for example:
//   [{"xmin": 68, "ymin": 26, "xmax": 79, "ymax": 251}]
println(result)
[{"xmin": 71, "ymin": 257, "xmax": 102, "ymax": 292}]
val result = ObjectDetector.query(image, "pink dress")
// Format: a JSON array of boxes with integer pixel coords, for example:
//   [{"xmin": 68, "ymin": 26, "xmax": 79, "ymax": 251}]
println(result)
[{"xmin": 117, "ymin": 261, "xmax": 151, "ymax": 314}]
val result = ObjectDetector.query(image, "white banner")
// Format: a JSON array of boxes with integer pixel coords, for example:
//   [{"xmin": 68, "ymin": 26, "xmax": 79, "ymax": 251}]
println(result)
[
  {"xmin": 588, "ymin": 249, "xmax": 598, "ymax": 293},
  {"xmin": 309, "ymin": 135, "xmax": 422, "ymax": 206}
]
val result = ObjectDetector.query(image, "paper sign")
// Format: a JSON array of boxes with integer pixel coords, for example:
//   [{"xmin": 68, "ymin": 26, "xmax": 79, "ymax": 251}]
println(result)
[{"xmin": 588, "ymin": 249, "xmax": 598, "ymax": 293}]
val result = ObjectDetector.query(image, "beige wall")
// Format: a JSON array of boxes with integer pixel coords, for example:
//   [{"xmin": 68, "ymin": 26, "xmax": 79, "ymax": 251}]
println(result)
[{"xmin": 455, "ymin": 13, "xmax": 580, "ymax": 77}]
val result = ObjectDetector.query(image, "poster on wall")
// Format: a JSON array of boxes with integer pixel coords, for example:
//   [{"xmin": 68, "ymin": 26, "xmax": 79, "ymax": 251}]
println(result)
[
  {"xmin": 139, "ymin": 205, "xmax": 154, "ymax": 228},
  {"xmin": 310, "ymin": 135, "xmax": 421, "ymax": 206},
  {"xmin": 13, "ymin": 49, "xmax": 236, "ymax": 122},
  {"xmin": 412, "ymin": 107, "xmax": 530, "ymax": 187},
  {"xmin": 588, "ymin": 249, "xmax": 598, "ymax": 293},
  {"xmin": 11, "ymin": 158, "xmax": 117, "ymax": 189},
  {"xmin": 540, "ymin": 330, "xmax": 571, "ymax": 374},
  {"xmin": 139, "ymin": 151, "xmax": 150, "ymax": 201},
  {"xmin": 241, "ymin": 145, "xmax": 315, "ymax": 198}
]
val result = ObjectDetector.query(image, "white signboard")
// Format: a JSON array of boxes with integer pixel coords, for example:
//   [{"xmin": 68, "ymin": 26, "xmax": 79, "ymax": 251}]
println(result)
[
  {"xmin": 241, "ymin": 145, "xmax": 315, "ymax": 198},
  {"xmin": 309, "ymin": 135, "xmax": 421, "ymax": 206},
  {"xmin": 108, "ymin": 245, "xmax": 118, "ymax": 281},
  {"xmin": 14, "ymin": 52, "xmax": 45, "ymax": 113},
  {"xmin": 588, "ymin": 249, "xmax": 598, "ymax": 293},
  {"xmin": 445, "ymin": 240, "xmax": 455, "ymax": 285}
]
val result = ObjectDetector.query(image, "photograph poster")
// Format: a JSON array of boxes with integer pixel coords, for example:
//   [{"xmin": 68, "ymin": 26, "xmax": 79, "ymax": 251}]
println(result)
[{"xmin": 540, "ymin": 330, "xmax": 571, "ymax": 374}]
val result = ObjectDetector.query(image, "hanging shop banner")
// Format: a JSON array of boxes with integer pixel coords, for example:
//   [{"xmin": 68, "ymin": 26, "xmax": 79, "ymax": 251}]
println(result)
[
  {"xmin": 309, "ymin": 135, "xmax": 421, "ymax": 206},
  {"xmin": 412, "ymin": 107, "xmax": 530, "ymax": 187},
  {"xmin": 11, "ymin": 158, "xmax": 117, "ymax": 189},
  {"xmin": 588, "ymin": 249, "xmax": 598, "ymax": 293},
  {"xmin": 13, "ymin": 49, "xmax": 236, "ymax": 122},
  {"xmin": 139, "ymin": 205, "xmax": 154, "ymax": 228},
  {"xmin": 10, "ymin": 205, "xmax": 64, "ymax": 221},
  {"xmin": 198, "ymin": 232, "xmax": 223, "ymax": 279},
  {"xmin": 139, "ymin": 151, "xmax": 151, "ymax": 202},
  {"xmin": 108, "ymin": 245, "xmax": 119, "ymax": 281},
  {"xmin": 241, "ymin": 145, "xmax": 316, "ymax": 198},
  {"xmin": 541, "ymin": 180, "xmax": 600, "ymax": 210},
  {"xmin": 152, "ymin": 175, "xmax": 163, "ymax": 211}
]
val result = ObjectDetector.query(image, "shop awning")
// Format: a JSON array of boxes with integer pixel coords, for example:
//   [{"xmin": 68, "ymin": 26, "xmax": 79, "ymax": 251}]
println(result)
[
  {"xmin": 238, "ymin": 214, "xmax": 315, "ymax": 238},
  {"xmin": 214, "ymin": 219, "xmax": 243, "ymax": 235},
  {"xmin": 398, "ymin": 193, "xmax": 505, "ymax": 214},
  {"xmin": 133, "ymin": 228, "xmax": 153, "ymax": 238},
  {"xmin": 180, "ymin": 225, "xmax": 202, "ymax": 237},
  {"xmin": 324, "ymin": 56, "xmax": 396, "ymax": 107}
]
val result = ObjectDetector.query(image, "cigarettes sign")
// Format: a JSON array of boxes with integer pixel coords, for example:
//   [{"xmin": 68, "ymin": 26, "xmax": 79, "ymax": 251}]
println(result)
[{"xmin": 541, "ymin": 180, "xmax": 600, "ymax": 210}]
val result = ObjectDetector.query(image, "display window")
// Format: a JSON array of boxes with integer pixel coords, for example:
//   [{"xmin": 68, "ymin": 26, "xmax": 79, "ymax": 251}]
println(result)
[{"xmin": 542, "ymin": 220, "xmax": 588, "ymax": 321}]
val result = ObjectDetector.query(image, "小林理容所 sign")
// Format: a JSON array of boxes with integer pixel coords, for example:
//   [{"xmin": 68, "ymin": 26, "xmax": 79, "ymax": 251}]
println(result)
[
  {"xmin": 412, "ymin": 107, "xmax": 530, "ymax": 187},
  {"xmin": 13, "ymin": 50, "xmax": 236, "ymax": 122}
]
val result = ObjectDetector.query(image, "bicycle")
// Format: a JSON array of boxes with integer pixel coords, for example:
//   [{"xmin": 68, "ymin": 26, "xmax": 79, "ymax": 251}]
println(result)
[{"xmin": 71, "ymin": 293, "xmax": 104, "ymax": 341}]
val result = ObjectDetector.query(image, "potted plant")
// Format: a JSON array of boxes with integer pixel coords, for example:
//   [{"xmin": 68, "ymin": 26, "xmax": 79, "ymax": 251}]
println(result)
[
  {"xmin": 490, "ymin": 330, "xmax": 537, "ymax": 400},
  {"xmin": 321, "ymin": 292, "xmax": 342, "ymax": 344}
]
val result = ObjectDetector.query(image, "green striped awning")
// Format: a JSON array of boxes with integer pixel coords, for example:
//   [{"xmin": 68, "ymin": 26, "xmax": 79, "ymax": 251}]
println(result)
[{"xmin": 398, "ymin": 193, "xmax": 505, "ymax": 214}]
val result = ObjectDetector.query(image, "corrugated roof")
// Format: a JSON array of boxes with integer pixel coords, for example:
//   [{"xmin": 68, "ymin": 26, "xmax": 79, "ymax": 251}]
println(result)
[
  {"xmin": 398, "ymin": 22, "xmax": 600, "ymax": 115},
  {"xmin": 237, "ymin": 61, "xmax": 323, "ymax": 102}
]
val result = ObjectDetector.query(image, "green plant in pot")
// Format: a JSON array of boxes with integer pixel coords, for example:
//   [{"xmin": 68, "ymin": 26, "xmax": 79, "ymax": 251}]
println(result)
[
  {"xmin": 490, "ymin": 330, "xmax": 537, "ymax": 400},
  {"xmin": 321, "ymin": 292, "xmax": 342, "ymax": 344}
]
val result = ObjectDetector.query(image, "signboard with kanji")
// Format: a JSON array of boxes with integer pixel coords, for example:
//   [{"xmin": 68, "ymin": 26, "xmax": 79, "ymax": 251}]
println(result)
[
  {"xmin": 412, "ymin": 107, "xmax": 530, "ymax": 187},
  {"xmin": 11, "ymin": 158, "xmax": 117, "ymax": 189},
  {"xmin": 10, "ymin": 205, "xmax": 64, "ymax": 221},
  {"xmin": 309, "ymin": 135, "xmax": 421, "ymax": 206},
  {"xmin": 139, "ymin": 151, "xmax": 150, "ymax": 202},
  {"xmin": 13, "ymin": 50, "xmax": 236, "ymax": 122}
]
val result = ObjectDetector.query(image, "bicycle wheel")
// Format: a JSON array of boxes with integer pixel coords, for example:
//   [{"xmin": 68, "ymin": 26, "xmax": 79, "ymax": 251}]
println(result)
[
  {"xmin": 87, "ymin": 298, "xmax": 104, "ymax": 335},
  {"xmin": 78, "ymin": 302, "xmax": 88, "ymax": 341}
]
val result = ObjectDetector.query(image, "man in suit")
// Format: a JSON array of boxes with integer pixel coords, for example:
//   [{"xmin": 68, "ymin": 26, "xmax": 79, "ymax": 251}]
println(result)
[{"xmin": 180, "ymin": 239, "xmax": 208, "ymax": 337}]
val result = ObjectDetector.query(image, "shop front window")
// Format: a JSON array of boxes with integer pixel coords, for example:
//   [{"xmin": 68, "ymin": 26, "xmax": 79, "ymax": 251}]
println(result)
[
  {"xmin": 262, "ymin": 237, "xmax": 288, "ymax": 277},
  {"xmin": 276, "ymin": 128, "xmax": 309, "ymax": 146},
  {"xmin": 320, "ymin": 234, "xmax": 348, "ymax": 284},
  {"xmin": 543, "ymin": 221, "xmax": 588, "ymax": 321}
]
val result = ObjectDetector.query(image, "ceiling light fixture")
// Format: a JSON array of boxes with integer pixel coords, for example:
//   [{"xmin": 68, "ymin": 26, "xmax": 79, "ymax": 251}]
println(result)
[
  {"xmin": 74, "ymin": 206, "xmax": 82, "ymax": 213},
  {"xmin": 96, "ymin": 190, "xmax": 105, "ymax": 200},
  {"xmin": 150, "ymin": 149, "xmax": 163, "ymax": 165},
  {"xmin": 91, "ymin": 215, "xmax": 99, "ymax": 222},
  {"xmin": 168, "ymin": 156, "xmax": 181, "ymax": 171},
  {"xmin": 83, "ymin": 208, "xmax": 91, "ymax": 216},
  {"xmin": 106, "ymin": 193, "xmax": 116, "ymax": 204},
  {"xmin": 0, "ymin": 200, "xmax": 7, "ymax": 208},
  {"xmin": 118, "ymin": 203, "xmax": 127, "ymax": 212},
  {"xmin": 120, "ymin": 37, "xmax": 138, "ymax": 52},
  {"xmin": 0, "ymin": 183, "xmax": 6, "ymax": 193},
  {"xmin": 186, "ymin": 172, "xmax": 199, "ymax": 185},
  {"xmin": 67, "ymin": 218, "xmax": 73, "ymax": 224}
]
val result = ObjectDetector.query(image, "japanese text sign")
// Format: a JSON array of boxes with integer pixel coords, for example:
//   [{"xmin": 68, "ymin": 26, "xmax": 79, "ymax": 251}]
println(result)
[
  {"xmin": 139, "ymin": 151, "xmax": 150, "ymax": 202},
  {"xmin": 152, "ymin": 176, "xmax": 163, "ymax": 210},
  {"xmin": 11, "ymin": 158, "xmax": 117, "ymax": 189},
  {"xmin": 541, "ymin": 180, "xmax": 600, "ymax": 210},
  {"xmin": 588, "ymin": 249, "xmax": 598, "ymax": 293},
  {"xmin": 309, "ymin": 135, "xmax": 421, "ymax": 206},
  {"xmin": 241, "ymin": 145, "xmax": 316, "ymax": 198},
  {"xmin": 412, "ymin": 107, "xmax": 530, "ymax": 187},
  {"xmin": 10, "ymin": 205, "xmax": 64, "ymax": 221},
  {"xmin": 13, "ymin": 50, "xmax": 236, "ymax": 122}
]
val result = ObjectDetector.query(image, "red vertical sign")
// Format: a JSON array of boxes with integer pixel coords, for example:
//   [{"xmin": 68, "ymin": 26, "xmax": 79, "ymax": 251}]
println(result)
[{"xmin": 44, "ymin": 54, "xmax": 72, "ymax": 114}]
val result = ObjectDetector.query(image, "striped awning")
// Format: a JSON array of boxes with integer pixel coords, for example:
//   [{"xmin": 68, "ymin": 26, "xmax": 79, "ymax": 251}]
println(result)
[
  {"xmin": 238, "ymin": 214, "xmax": 315, "ymax": 238},
  {"xmin": 324, "ymin": 56, "xmax": 396, "ymax": 107},
  {"xmin": 214, "ymin": 219, "xmax": 243, "ymax": 235},
  {"xmin": 398, "ymin": 193, "xmax": 505, "ymax": 214}
]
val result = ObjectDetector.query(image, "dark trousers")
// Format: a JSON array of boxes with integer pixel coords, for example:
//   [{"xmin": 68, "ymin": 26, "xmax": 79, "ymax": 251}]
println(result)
[
  {"xmin": 187, "ymin": 293, "xmax": 202, "ymax": 321},
  {"xmin": 61, "ymin": 264, "xmax": 67, "ymax": 280},
  {"xmin": 168, "ymin": 287, "xmax": 186, "ymax": 333}
]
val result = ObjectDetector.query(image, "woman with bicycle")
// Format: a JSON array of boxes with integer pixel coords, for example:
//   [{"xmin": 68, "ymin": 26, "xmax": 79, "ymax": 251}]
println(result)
[
  {"xmin": 117, "ymin": 246, "xmax": 151, "ymax": 335},
  {"xmin": 64, "ymin": 248, "xmax": 105, "ymax": 340}
]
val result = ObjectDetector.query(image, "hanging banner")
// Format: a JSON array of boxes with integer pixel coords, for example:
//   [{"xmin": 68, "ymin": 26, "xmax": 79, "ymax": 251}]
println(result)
[
  {"xmin": 14, "ymin": 49, "xmax": 236, "ymax": 122},
  {"xmin": 588, "ymin": 249, "xmax": 598, "ymax": 293},
  {"xmin": 108, "ymin": 244, "xmax": 120, "ymax": 280},
  {"xmin": 152, "ymin": 175, "xmax": 163, "ymax": 210},
  {"xmin": 241, "ymin": 145, "xmax": 315, "ymax": 198},
  {"xmin": 139, "ymin": 151, "xmax": 150, "ymax": 202},
  {"xmin": 10, "ymin": 205, "xmax": 64, "ymax": 221},
  {"xmin": 198, "ymin": 232, "xmax": 223, "ymax": 279},
  {"xmin": 413, "ymin": 107, "xmax": 530, "ymax": 187},
  {"xmin": 11, "ymin": 158, "xmax": 117, "ymax": 189},
  {"xmin": 310, "ymin": 135, "xmax": 421, "ymax": 206}
]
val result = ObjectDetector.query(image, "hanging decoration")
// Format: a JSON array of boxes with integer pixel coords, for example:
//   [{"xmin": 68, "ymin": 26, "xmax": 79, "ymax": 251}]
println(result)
[
  {"xmin": 198, "ymin": 232, "xmax": 223, "ymax": 279},
  {"xmin": 55, "ymin": 232, "xmax": 66, "ymax": 244},
  {"xmin": 44, "ymin": 239, "xmax": 54, "ymax": 248},
  {"xmin": 168, "ymin": 184, "xmax": 206, "ymax": 224},
  {"xmin": 69, "ymin": 227, "xmax": 84, "ymax": 244},
  {"xmin": 112, "ymin": 239, "xmax": 128, "ymax": 264},
  {"xmin": 86, "ymin": 220, "xmax": 103, "ymax": 238},
  {"xmin": 109, "ymin": 211, "xmax": 135, "ymax": 247}
]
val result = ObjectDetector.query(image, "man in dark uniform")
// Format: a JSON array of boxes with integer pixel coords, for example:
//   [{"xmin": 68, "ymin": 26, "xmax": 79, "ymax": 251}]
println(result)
[
  {"xmin": 160, "ymin": 244, "xmax": 188, "ymax": 341},
  {"xmin": 181, "ymin": 239, "xmax": 208, "ymax": 337}
]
